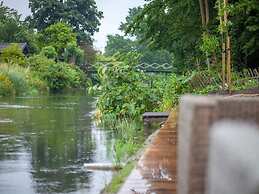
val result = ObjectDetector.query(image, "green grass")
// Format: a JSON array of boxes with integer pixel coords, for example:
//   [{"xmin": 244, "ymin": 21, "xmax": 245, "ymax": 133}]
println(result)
[
  {"xmin": 102, "ymin": 162, "xmax": 135, "ymax": 194},
  {"xmin": 98, "ymin": 119, "xmax": 144, "ymax": 194},
  {"xmin": 0, "ymin": 63, "xmax": 49, "ymax": 96}
]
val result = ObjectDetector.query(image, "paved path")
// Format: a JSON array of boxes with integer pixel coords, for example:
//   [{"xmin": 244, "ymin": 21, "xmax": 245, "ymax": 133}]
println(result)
[{"xmin": 118, "ymin": 112, "xmax": 177, "ymax": 194}]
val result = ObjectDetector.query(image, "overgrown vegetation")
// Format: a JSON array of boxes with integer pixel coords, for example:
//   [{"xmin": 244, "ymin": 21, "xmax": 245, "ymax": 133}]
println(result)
[
  {"xmin": 95, "ymin": 0, "xmax": 259, "ymax": 128},
  {"xmin": 0, "ymin": 0, "xmax": 103, "ymax": 96},
  {"xmin": 91, "ymin": 53, "xmax": 258, "ymax": 182},
  {"xmin": 0, "ymin": 63, "xmax": 47, "ymax": 96},
  {"xmin": 123, "ymin": 0, "xmax": 259, "ymax": 72},
  {"xmin": 93, "ymin": 53, "xmax": 162, "ymax": 119},
  {"xmin": 0, "ymin": 0, "xmax": 258, "ymax": 190},
  {"xmin": 0, "ymin": 43, "xmax": 26, "ymax": 65}
]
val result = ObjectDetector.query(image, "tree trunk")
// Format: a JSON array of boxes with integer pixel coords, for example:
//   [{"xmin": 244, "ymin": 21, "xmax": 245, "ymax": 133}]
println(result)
[
  {"xmin": 219, "ymin": 0, "xmax": 226, "ymax": 88},
  {"xmin": 224, "ymin": 0, "xmax": 232, "ymax": 92},
  {"xmin": 222, "ymin": 40, "xmax": 226, "ymax": 88},
  {"xmin": 199, "ymin": 0, "xmax": 206, "ymax": 26},
  {"xmin": 199, "ymin": 0, "xmax": 211, "ymax": 69},
  {"xmin": 204, "ymin": 0, "xmax": 210, "ymax": 25}
]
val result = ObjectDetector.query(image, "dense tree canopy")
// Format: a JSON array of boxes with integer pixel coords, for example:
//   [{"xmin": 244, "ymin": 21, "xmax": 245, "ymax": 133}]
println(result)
[
  {"xmin": 124, "ymin": 0, "xmax": 205, "ymax": 70},
  {"xmin": 231, "ymin": 0, "xmax": 259, "ymax": 69},
  {"xmin": 105, "ymin": 34, "xmax": 135, "ymax": 56},
  {"xmin": 38, "ymin": 22, "xmax": 77, "ymax": 56},
  {"xmin": 105, "ymin": 34, "xmax": 173, "ymax": 65},
  {"xmin": 119, "ymin": 7, "xmax": 145, "ymax": 39},
  {"xmin": 27, "ymin": 0, "xmax": 103, "ymax": 43},
  {"xmin": 0, "ymin": 2, "xmax": 20, "ymax": 42},
  {"xmin": 0, "ymin": 1, "xmax": 38, "ymax": 53},
  {"xmin": 104, "ymin": 7, "xmax": 174, "ymax": 66},
  {"xmin": 124, "ymin": 0, "xmax": 259, "ymax": 72}
]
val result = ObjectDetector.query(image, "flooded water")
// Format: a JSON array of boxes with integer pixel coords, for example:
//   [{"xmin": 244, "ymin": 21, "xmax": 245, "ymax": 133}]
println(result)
[{"xmin": 0, "ymin": 92, "xmax": 114, "ymax": 194}]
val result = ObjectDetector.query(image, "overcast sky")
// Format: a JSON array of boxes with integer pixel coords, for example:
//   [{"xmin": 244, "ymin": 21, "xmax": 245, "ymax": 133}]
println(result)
[{"xmin": 2, "ymin": 0, "xmax": 145, "ymax": 51}]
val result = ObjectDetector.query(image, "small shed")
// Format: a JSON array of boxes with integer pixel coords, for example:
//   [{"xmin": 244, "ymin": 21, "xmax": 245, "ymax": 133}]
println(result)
[{"xmin": 0, "ymin": 43, "xmax": 29, "ymax": 56}]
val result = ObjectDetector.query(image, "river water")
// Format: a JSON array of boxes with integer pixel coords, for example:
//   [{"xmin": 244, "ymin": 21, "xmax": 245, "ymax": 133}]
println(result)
[{"xmin": 0, "ymin": 93, "xmax": 114, "ymax": 194}]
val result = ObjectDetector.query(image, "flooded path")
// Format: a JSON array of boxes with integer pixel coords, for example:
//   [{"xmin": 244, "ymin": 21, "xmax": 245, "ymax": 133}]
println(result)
[{"xmin": 118, "ymin": 112, "xmax": 177, "ymax": 194}]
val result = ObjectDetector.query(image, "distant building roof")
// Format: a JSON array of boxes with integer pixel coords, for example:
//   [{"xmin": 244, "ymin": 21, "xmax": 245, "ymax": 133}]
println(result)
[{"xmin": 0, "ymin": 43, "xmax": 29, "ymax": 54}]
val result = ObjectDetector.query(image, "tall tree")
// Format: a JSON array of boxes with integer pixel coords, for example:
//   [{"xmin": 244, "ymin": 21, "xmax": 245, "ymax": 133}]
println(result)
[
  {"xmin": 38, "ymin": 22, "xmax": 77, "ymax": 56},
  {"xmin": 0, "ymin": 1, "xmax": 38, "ymax": 53},
  {"xmin": 105, "ymin": 34, "xmax": 136, "ymax": 56},
  {"xmin": 105, "ymin": 34, "xmax": 173, "ymax": 65},
  {"xmin": 120, "ymin": 7, "xmax": 145, "ymax": 39},
  {"xmin": 105, "ymin": 7, "xmax": 174, "ymax": 66},
  {"xmin": 231, "ymin": 0, "xmax": 259, "ymax": 69},
  {"xmin": 125, "ymin": 0, "xmax": 223, "ymax": 72},
  {"xmin": 125, "ymin": 0, "xmax": 203, "ymax": 71},
  {"xmin": 199, "ymin": 0, "xmax": 210, "ymax": 26},
  {"xmin": 27, "ymin": 0, "xmax": 103, "ymax": 43}
]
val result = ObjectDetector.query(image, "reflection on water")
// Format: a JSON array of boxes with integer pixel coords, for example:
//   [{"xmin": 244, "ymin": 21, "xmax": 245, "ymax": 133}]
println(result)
[{"xmin": 0, "ymin": 93, "xmax": 114, "ymax": 194}]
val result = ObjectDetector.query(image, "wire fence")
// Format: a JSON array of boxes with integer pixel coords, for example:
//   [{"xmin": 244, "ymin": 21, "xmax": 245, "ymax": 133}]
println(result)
[{"xmin": 187, "ymin": 68, "xmax": 259, "ymax": 91}]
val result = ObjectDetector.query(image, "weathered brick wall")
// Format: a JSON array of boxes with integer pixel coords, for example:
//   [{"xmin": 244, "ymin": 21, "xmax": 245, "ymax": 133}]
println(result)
[{"xmin": 177, "ymin": 95, "xmax": 259, "ymax": 194}]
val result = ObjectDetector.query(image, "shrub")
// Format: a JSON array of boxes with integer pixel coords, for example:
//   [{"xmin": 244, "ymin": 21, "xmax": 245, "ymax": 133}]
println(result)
[
  {"xmin": 0, "ymin": 73, "xmax": 14, "ymax": 96},
  {"xmin": 26, "ymin": 55, "xmax": 85, "ymax": 91},
  {"xmin": 26, "ymin": 54, "xmax": 55, "ymax": 73},
  {"xmin": 6, "ymin": 69, "xmax": 29, "ymax": 95},
  {"xmin": 43, "ymin": 62, "xmax": 69, "ymax": 90},
  {"xmin": 95, "ymin": 62, "xmax": 154, "ymax": 119},
  {"xmin": 40, "ymin": 46, "xmax": 57, "ymax": 59},
  {"xmin": 63, "ymin": 43, "xmax": 84, "ymax": 65},
  {"xmin": 0, "ymin": 63, "xmax": 49, "ymax": 96},
  {"xmin": 93, "ymin": 52, "xmax": 175, "ymax": 119},
  {"xmin": 27, "ymin": 73, "xmax": 49, "ymax": 93},
  {"xmin": 0, "ymin": 64, "xmax": 30, "ymax": 95},
  {"xmin": 0, "ymin": 43, "xmax": 25, "ymax": 66},
  {"xmin": 159, "ymin": 74, "xmax": 189, "ymax": 110},
  {"xmin": 43, "ymin": 62, "xmax": 84, "ymax": 91},
  {"xmin": 65, "ymin": 65, "xmax": 85, "ymax": 88}
]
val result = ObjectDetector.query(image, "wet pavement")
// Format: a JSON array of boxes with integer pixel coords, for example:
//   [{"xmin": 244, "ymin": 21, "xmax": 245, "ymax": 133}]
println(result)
[{"xmin": 118, "ymin": 112, "xmax": 177, "ymax": 194}]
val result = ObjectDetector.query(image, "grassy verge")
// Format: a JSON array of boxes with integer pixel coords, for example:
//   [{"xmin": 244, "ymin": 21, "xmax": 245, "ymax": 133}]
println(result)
[
  {"xmin": 99, "ymin": 118, "xmax": 161, "ymax": 194},
  {"xmin": 0, "ymin": 63, "xmax": 49, "ymax": 96},
  {"xmin": 97, "ymin": 118, "xmax": 145, "ymax": 194},
  {"xmin": 102, "ymin": 162, "xmax": 135, "ymax": 194}
]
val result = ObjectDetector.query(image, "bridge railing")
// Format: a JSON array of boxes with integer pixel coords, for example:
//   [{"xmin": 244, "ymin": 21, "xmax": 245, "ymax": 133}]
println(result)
[{"xmin": 85, "ymin": 62, "xmax": 175, "ymax": 74}]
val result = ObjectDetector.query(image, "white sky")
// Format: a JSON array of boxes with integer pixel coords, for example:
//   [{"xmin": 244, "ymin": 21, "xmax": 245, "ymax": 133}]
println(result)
[{"xmin": 2, "ymin": 0, "xmax": 145, "ymax": 52}]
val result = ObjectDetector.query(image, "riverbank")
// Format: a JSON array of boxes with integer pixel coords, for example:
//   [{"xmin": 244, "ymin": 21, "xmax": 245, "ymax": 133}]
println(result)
[
  {"xmin": 0, "ymin": 59, "xmax": 86, "ymax": 97},
  {"xmin": 101, "ymin": 116, "xmax": 169, "ymax": 194},
  {"xmin": 117, "ymin": 111, "xmax": 177, "ymax": 193}
]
